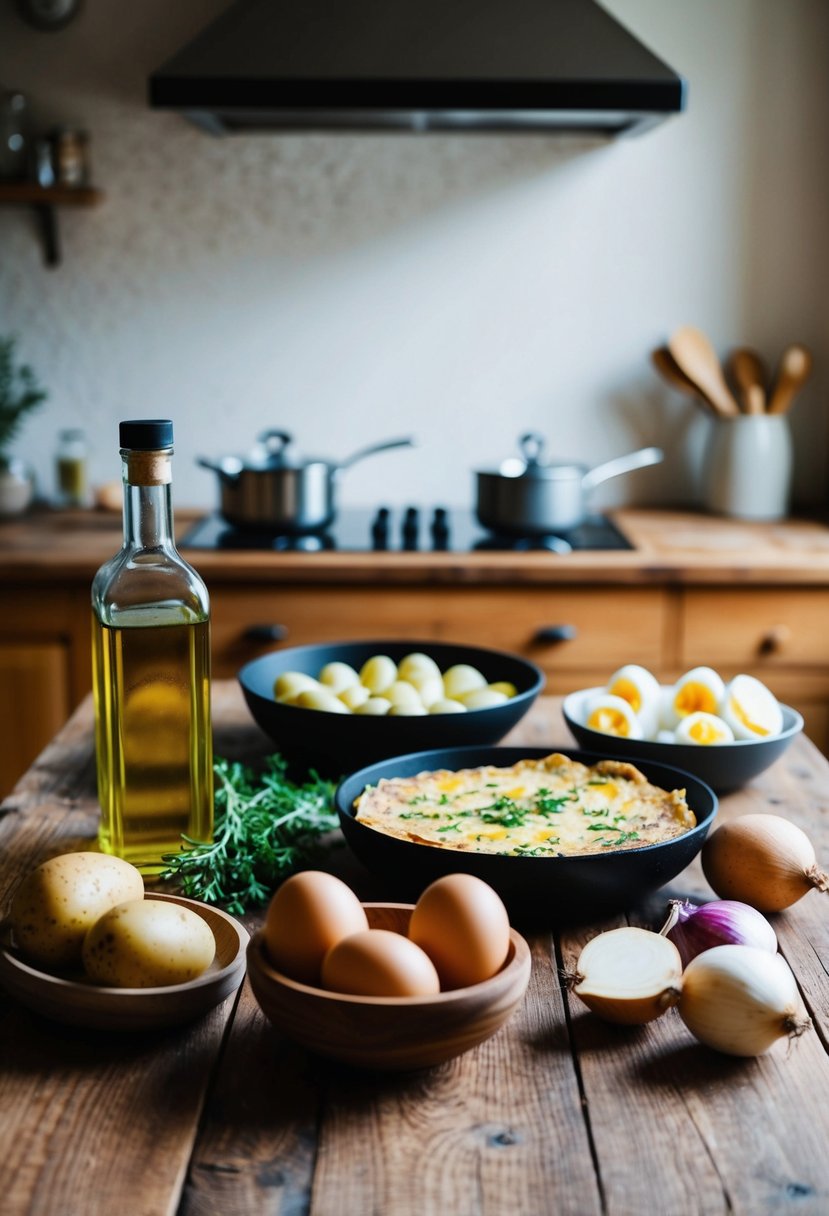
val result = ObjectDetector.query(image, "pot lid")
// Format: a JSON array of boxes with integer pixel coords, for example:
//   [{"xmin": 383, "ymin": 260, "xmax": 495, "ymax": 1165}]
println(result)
[
  {"xmin": 247, "ymin": 430, "xmax": 321, "ymax": 469},
  {"xmin": 490, "ymin": 433, "xmax": 586, "ymax": 481}
]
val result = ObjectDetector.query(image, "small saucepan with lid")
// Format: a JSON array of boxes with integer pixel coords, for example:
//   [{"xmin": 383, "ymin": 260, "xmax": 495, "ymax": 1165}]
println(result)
[
  {"xmin": 475, "ymin": 432, "xmax": 663, "ymax": 535},
  {"xmin": 198, "ymin": 430, "xmax": 415, "ymax": 533}
]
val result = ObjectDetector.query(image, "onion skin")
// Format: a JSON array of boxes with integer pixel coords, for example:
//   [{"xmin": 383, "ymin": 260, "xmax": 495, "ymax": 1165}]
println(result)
[
  {"xmin": 701, "ymin": 813, "xmax": 829, "ymax": 912},
  {"xmin": 678, "ymin": 944, "xmax": 811, "ymax": 1057},
  {"xmin": 660, "ymin": 899, "xmax": 778, "ymax": 968}
]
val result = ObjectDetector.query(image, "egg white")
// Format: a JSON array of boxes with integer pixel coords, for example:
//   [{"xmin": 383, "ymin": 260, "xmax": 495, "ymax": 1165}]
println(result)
[
  {"xmin": 674, "ymin": 711, "xmax": 735, "ymax": 746},
  {"xmin": 721, "ymin": 674, "xmax": 783, "ymax": 739},
  {"xmin": 583, "ymin": 692, "xmax": 644, "ymax": 740},
  {"xmin": 606, "ymin": 664, "xmax": 661, "ymax": 739},
  {"xmin": 664, "ymin": 666, "xmax": 726, "ymax": 728}
]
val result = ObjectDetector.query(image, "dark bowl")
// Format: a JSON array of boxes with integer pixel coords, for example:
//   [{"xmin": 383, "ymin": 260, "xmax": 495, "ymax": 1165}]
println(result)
[
  {"xmin": 238, "ymin": 641, "xmax": 544, "ymax": 778},
  {"xmin": 335, "ymin": 746, "xmax": 717, "ymax": 926},
  {"xmin": 562, "ymin": 687, "xmax": 803, "ymax": 793}
]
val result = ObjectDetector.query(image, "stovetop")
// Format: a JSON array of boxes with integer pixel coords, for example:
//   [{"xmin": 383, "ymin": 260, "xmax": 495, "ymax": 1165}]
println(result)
[{"xmin": 179, "ymin": 507, "xmax": 634, "ymax": 553}]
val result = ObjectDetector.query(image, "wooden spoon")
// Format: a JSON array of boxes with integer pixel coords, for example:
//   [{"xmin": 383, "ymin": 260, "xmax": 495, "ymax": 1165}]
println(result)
[
  {"xmin": 651, "ymin": 346, "xmax": 716, "ymax": 412},
  {"xmin": 768, "ymin": 344, "xmax": 813, "ymax": 415},
  {"xmin": 727, "ymin": 347, "xmax": 768, "ymax": 415},
  {"xmin": 668, "ymin": 326, "xmax": 740, "ymax": 418}
]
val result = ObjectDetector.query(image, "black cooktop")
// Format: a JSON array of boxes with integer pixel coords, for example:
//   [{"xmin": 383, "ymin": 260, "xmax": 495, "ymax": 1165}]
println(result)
[{"xmin": 179, "ymin": 507, "xmax": 633, "ymax": 554}]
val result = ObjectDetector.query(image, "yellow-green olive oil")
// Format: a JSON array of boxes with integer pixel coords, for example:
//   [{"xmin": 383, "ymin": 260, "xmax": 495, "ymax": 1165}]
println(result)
[{"xmin": 92, "ymin": 612, "xmax": 213, "ymax": 868}]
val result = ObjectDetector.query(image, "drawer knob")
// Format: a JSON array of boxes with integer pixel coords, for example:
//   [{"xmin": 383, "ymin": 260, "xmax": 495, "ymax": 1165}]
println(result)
[
  {"xmin": 533, "ymin": 624, "xmax": 578, "ymax": 645},
  {"xmin": 243, "ymin": 624, "xmax": 289, "ymax": 643},
  {"xmin": 758, "ymin": 624, "xmax": 791, "ymax": 656}
]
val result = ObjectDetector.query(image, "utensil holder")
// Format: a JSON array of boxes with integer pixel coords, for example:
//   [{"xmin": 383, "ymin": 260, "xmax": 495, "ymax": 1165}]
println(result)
[{"xmin": 702, "ymin": 415, "xmax": 793, "ymax": 521}]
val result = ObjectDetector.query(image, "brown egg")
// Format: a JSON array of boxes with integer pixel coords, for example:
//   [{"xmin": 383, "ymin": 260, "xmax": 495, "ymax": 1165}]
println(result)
[
  {"xmin": 408, "ymin": 873, "xmax": 511, "ymax": 990},
  {"xmin": 263, "ymin": 871, "xmax": 369, "ymax": 986},
  {"xmin": 321, "ymin": 929, "xmax": 440, "ymax": 997}
]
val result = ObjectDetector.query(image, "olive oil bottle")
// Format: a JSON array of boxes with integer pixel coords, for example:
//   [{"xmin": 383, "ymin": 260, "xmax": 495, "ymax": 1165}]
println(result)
[{"xmin": 91, "ymin": 420, "xmax": 213, "ymax": 868}]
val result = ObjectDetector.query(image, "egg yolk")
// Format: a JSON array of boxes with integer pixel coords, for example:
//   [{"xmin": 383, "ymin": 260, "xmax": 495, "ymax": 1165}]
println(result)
[
  {"xmin": 587, "ymin": 707, "xmax": 634, "ymax": 736},
  {"xmin": 674, "ymin": 681, "xmax": 719, "ymax": 717},
  {"xmin": 609, "ymin": 677, "xmax": 643, "ymax": 713},
  {"xmin": 687, "ymin": 717, "xmax": 727, "ymax": 744}
]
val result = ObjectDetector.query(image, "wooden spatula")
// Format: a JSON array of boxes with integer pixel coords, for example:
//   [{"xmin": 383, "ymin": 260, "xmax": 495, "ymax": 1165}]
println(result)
[
  {"xmin": 651, "ymin": 346, "xmax": 716, "ymax": 411},
  {"xmin": 668, "ymin": 326, "xmax": 741, "ymax": 418},
  {"xmin": 727, "ymin": 347, "xmax": 768, "ymax": 415},
  {"xmin": 768, "ymin": 344, "xmax": 813, "ymax": 415}
]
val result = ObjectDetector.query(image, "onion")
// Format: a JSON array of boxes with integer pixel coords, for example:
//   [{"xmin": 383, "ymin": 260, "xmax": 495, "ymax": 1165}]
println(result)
[
  {"xmin": 659, "ymin": 899, "xmax": 778, "ymax": 968},
  {"xmin": 566, "ymin": 926, "xmax": 682, "ymax": 1025},
  {"xmin": 701, "ymin": 813, "xmax": 829, "ymax": 912},
  {"xmin": 678, "ymin": 944, "xmax": 811, "ymax": 1056}
]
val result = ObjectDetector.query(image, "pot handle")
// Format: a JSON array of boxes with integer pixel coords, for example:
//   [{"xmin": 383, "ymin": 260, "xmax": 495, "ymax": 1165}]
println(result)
[
  {"xmin": 337, "ymin": 436, "xmax": 416, "ymax": 472},
  {"xmin": 580, "ymin": 446, "xmax": 663, "ymax": 491},
  {"xmin": 196, "ymin": 455, "xmax": 243, "ymax": 484}
]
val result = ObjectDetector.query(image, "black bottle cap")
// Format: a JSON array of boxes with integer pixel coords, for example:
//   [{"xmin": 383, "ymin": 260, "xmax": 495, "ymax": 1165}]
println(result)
[{"xmin": 119, "ymin": 419, "xmax": 173, "ymax": 450}]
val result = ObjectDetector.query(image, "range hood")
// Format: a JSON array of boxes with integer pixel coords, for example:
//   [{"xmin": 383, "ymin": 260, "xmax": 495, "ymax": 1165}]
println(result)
[{"xmin": 149, "ymin": 0, "xmax": 687, "ymax": 137}]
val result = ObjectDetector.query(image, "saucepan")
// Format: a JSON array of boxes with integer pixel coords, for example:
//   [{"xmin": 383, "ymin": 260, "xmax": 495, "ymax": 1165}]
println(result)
[
  {"xmin": 198, "ymin": 430, "xmax": 415, "ymax": 532},
  {"xmin": 475, "ymin": 433, "xmax": 663, "ymax": 535}
]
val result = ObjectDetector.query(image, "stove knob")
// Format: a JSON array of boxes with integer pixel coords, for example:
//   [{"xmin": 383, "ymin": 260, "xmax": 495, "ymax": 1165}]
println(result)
[
  {"xmin": 402, "ymin": 506, "xmax": 419, "ymax": 550},
  {"xmin": 371, "ymin": 506, "xmax": 390, "ymax": 550},
  {"xmin": 431, "ymin": 506, "xmax": 450, "ymax": 550}
]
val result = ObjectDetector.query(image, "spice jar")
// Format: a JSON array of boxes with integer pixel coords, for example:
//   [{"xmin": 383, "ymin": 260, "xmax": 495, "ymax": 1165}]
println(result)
[
  {"xmin": 51, "ymin": 127, "xmax": 90, "ymax": 187},
  {"xmin": 55, "ymin": 427, "xmax": 88, "ymax": 507}
]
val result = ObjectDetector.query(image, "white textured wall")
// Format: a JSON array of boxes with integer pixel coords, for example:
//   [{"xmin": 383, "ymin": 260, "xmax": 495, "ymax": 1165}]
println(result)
[{"xmin": 1, "ymin": 0, "xmax": 828, "ymax": 514}]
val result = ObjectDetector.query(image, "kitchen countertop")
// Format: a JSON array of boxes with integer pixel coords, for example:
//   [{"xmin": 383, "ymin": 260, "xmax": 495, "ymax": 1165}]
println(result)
[
  {"xmin": 2, "ymin": 686, "xmax": 829, "ymax": 1214},
  {"xmin": 4, "ymin": 506, "xmax": 829, "ymax": 585}
]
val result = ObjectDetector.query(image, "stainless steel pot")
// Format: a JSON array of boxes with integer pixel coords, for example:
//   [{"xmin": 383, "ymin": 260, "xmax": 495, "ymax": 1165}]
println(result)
[
  {"xmin": 475, "ymin": 432, "xmax": 663, "ymax": 535},
  {"xmin": 198, "ymin": 430, "xmax": 415, "ymax": 532}
]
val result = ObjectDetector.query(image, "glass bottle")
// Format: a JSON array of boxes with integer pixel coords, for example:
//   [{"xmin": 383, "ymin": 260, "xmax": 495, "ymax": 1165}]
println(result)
[
  {"xmin": 91, "ymin": 419, "xmax": 213, "ymax": 869},
  {"xmin": 55, "ymin": 427, "xmax": 88, "ymax": 507}
]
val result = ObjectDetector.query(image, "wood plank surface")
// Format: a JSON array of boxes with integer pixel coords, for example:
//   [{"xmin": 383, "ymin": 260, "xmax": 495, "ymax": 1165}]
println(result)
[{"xmin": 2, "ymin": 686, "xmax": 829, "ymax": 1216}]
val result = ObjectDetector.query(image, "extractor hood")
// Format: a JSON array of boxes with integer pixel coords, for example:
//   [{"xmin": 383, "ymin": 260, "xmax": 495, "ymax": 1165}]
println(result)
[{"xmin": 149, "ymin": 0, "xmax": 687, "ymax": 137}]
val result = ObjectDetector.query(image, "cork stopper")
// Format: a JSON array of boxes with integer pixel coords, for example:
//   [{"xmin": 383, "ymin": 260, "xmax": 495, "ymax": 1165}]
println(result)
[{"xmin": 126, "ymin": 450, "xmax": 171, "ymax": 486}]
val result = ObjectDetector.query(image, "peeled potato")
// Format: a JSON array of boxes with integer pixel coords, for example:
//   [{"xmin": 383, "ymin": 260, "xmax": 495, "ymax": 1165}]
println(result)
[
  {"xmin": 295, "ymin": 688, "xmax": 351, "ymax": 713},
  {"xmin": 10, "ymin": 852, "xmax": 145, "ymax": 969},
  {"xmin": 319, "ymin": 662, "xmax": 360, "ymax": 694},
  {"xmin": 407, "ymin": 673, "xmax": 444, "ymax": 708},
  {"xmin": 82, "ymin": 899, "xmax": 216, "ymax": 988},
  {"xmin": 359, "ymin": 655, "xmax": 398, "ymax": 694},
  {"xmin": 457, "ymin": 688, "xmax": 509, "ymax": 710},
  {"xmin": 389, "ymin": 702, "xmax": 429, "ymax": 716},
  {"xmin": 339, "ymin": 682, "xmax": 371, "ymax": 711},
  {"xmin": 489, "ymin": 681, "xmax": 517, "ymax": 698},
  {"xmin": 356, "ymin": 696, "xmax": 393, "ymax": 716},
  {"xmin": 274, "ymin": 671, "xmax": 321, "ymax": 702},
  {"xmin": 398, "ymin": 652, "xmax": 442, "ymax": 683},
  {"xmin": 429, "ymin": 699, "xmax": 468, "ymax": 715},
  {"xmin": 443, "ymin": 664, "xmax": 487, "ymax": 699},
  {"xmin": 386, "ymin": 680, "xmax": 423, "ymax": 710}
]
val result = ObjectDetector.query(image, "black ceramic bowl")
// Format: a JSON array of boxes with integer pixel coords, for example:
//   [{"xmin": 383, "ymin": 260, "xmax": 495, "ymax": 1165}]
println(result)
[
  {"xmin": 335, "ymin": 746, "xmax": 717, "ymax": 926},
  {"xmin": 562, "ymin": 687, "xmax": 803, "ymax": 793},
  {"xmin": 238, "ymin": 641, "xmax": 544, "ymax": 778}
]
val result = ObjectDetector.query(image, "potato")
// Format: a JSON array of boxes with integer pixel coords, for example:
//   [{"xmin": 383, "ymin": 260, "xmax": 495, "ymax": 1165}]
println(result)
[
  {"xmin": 274, "ymin": 671, "xmax": 321, "ymax": 702},
  {"xmin": 359, "ymin": 655, "xmax": 397, "ymax": 695},
  {"xmin": 10, "ymin": 852, "xmax": 144, "ymax": 969},
  {"xmin": 443, "ymin": 664, "xmax": 487, "ymax": 699},
  {"xmin": 456, "ymin": 688, "xmax": 509, "ymax": 709},
  {"xmin": 355, "ymin": 696, "xmax": 393, "ymax": 716},
  {"xmin": 388, "ymin": 702, "xmax": 428, "ymax": 716},
  {"xmin": 398, "ymin": 652, "xmax": 442, "ymax": 683},
  {"xmin": 339, "ymin": 682, "xmax": 371, "ymax": 710},
  {"xmin": 295, "ymin": 688, "xmax": 351, "ymax": 713},
  {"xmin": 319, "ymin": 661, "xmax": 360, "ymax": 694},
  {"xmin": 386, "ymin": 680, "xmax": 423, "ymax": 710},
  {"xmin": 406, "ymin": 673, "xmax": 444, "ymax": 708},
  {"xmin": 428, "ymin": 698, "xmax": 468, "ymax": 715},
  {"xmin": 82, "ymin": 899, "xmax": 216, "ymax": 988}
]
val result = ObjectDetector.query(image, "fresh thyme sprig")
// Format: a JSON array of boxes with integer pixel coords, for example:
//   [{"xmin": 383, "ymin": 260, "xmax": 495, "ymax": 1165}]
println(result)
[{"xmin": 157, "ymin": 754, "xmax": 339, "ymax": 914}]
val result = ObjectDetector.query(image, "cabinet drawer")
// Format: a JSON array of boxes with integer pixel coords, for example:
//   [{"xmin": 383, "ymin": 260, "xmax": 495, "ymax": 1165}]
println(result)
[
  {"xmin": 0, "ymin": 643, "xmax": 71, "ymax": 797},
  {"xmin": 210, "ymin": 586, "xmax": 667, "ymax": 680},
  {"xmin": 681, "ymin": 589, "xmax": 829, "ymax": 668}
]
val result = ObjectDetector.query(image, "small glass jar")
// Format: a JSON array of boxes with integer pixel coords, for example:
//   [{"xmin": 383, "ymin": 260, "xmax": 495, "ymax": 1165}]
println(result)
[{"xmin": 55, "ymin": 427, "xmax": 88, "ymax": 507}]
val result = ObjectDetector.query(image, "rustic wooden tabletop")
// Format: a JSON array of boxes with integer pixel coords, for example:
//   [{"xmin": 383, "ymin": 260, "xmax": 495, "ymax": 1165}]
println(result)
[{"xmin": 2, "ymin": 685, "xmax": 829, "ymax": 1215}]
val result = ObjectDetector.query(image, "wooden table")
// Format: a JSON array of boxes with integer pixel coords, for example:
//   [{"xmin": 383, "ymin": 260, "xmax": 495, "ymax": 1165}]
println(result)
[{"xmin": 2, "ymin": 687, "xmax": 829, "ymax": 1215}]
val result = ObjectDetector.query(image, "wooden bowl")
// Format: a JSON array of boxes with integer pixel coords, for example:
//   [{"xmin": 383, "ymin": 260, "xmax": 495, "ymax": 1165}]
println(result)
[
  {"xmin": 246, "ymin": 902, "xmax": 532, "ymax": 1070},
  {"xmin": 0, "ymin": 893, "xmax": 249, "ymax": 1031}
]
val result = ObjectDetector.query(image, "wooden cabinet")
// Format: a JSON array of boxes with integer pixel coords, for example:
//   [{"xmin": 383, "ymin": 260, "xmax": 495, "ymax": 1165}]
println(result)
[
  {"xmin": 0, "ymin": 589, "xmax": 91, "ymax": 797},
  {"xmin": 209, "ymin": 585, "xmax": 669, "ymax": 693}
]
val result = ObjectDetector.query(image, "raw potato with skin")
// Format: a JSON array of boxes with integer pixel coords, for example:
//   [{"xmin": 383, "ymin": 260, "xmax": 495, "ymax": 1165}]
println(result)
[
  {"xmin": 10, "ymin": 852, "xmax": 145, "ymax": 968},
  {"xmin": 82, "ymin": 899, "xmax": 216, "ymax": 987}
]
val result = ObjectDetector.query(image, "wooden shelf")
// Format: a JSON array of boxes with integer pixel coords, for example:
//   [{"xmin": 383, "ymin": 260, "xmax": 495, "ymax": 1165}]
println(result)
[{"xmin": 0, "ymin": 182, "xmax": 104, "ymax": 267}]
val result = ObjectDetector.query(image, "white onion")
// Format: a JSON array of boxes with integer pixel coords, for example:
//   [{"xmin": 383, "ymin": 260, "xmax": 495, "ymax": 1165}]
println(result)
[
  {"xmin": 678, "ymin": 945, "xmax": 811, "ymax": 1057},
  {"xmin": 567, "ymin": 926, "xmax": 682, "ymax": 1025}
]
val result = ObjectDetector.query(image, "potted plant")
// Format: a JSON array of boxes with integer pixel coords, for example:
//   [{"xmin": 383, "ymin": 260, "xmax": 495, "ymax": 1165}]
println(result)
[{"xmin": 0, "ymin": 335, "xmax": 48, "ymax": 517}]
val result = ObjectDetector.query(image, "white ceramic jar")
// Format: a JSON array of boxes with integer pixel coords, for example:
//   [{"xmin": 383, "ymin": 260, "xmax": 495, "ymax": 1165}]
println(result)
[{"xmin": 702, "ymin": 415, "xmax": 793, "ymax": 521}]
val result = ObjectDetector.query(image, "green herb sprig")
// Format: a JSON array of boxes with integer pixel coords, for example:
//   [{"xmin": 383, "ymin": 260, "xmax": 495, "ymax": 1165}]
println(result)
[{"xmin": 157, "ymin": 754, "xmax": 338, "ymax": 914}]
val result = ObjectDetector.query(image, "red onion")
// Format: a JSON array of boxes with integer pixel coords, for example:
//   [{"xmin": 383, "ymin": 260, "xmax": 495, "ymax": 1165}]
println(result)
[{"xmin": 658, "ymin": 899, "xmax": 777, "ymax": 968}]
